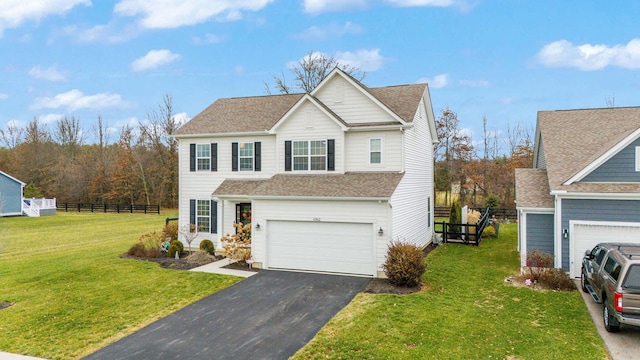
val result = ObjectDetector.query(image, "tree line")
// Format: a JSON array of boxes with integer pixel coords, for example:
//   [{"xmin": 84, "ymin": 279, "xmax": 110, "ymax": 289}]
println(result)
[{"xmin": 0, "ymin": 95, "xmax": 179, "ymax": 208}]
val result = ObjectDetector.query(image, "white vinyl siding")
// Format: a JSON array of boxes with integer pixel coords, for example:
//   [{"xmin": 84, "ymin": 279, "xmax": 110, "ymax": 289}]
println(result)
[
  {"xmin": 344, "ymin": 131, "xmax": 402, "ymax": 172},
  {"xmin": 390, "ymin": 97, "xmax": 433, "ymax": 248},
  {"xmin": 314, "ymin": 76, "xmax": 398, "ymax": 125},
  {"xmin": 196, "ymin": 144, "xmax": 210, "ymax": 171}
]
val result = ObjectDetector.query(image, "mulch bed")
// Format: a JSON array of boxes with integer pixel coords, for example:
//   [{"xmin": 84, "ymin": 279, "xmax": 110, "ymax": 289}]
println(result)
[
  {"xmin": 120, "ymin": 254, "xmax": 223, "ymax": 270},
  {"xmin": 221, "ymin": 261, "xmax": 262, "ymax": 272},
  {"xmin": 0, "ymin": 302, "xmax": 12, "ymax": 310}
]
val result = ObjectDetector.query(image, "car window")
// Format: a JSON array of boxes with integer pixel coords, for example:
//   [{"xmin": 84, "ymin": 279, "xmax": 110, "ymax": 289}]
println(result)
[
  {"xmin": 604, "ymin": 257, "xmax": 621, "ymax": 281},
  {"xmin": 623, "ymin": 265, "xmax": 640, "ymax": 290},
  {"xmin": 595, "ymin": 247, "xmax": 607, "ymax": 266}
]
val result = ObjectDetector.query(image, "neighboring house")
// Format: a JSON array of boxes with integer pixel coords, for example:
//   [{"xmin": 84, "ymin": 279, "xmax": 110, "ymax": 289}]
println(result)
[
  {"xmin": 173, "ymin": 68, "xmax": 438, "ymax": 277},
  {"xmin": 0, "ymin": 170, "xmax": 26, "ymax": 217},
  {"xmin": 516, "ymin": 107, "xmax": 640, "ymax": 278}
]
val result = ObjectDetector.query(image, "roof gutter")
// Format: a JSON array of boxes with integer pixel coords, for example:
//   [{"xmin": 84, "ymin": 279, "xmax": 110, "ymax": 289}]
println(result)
[
  {"xmin": 171, "ymin": 131, "xmax": 272, "ymax": 139},
  {"xmin": 214, "ymin": 195, "xmax": 390, "ymax": 201}
]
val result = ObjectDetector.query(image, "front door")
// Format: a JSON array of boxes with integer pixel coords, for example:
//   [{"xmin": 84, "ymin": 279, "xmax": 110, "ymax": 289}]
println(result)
[{"xmin": 236, "ymin": 203, "xmax": 251, "ymax": 226}]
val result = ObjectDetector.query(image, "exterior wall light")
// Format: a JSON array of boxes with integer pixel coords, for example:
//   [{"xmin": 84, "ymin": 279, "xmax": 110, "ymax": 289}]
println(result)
[
  {"xmin": 256, "ymin": 223, "xmax": 261, "ymax": 230},
  {"xmin": 378, "ymin": 227, "xmax": 384, "ymax": 236},
  {"xmin": 562, "ymin": 228, "xmax": 568, "ymax": 239}
]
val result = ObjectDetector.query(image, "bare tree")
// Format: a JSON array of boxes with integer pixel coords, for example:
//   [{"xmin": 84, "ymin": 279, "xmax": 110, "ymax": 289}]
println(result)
[
  {"xmin": 54, "ymin": 116, "xmax": 84, "ymax": 155},
  {"xmin": 0, "ymin": 122, "xmax": 24, "ymax": 150},
  {"xmin": 265, "ymin": 51, "xmax": 367, "ymax": 94}
]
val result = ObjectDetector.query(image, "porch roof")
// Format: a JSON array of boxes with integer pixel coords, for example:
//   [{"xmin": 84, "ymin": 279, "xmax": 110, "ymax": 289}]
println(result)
[
  {"xmin": 515, "ymin": 168, "xmax": 553, "ymax": 209},
  {"xmin": 212, "ymin": 172, "xmax": 405, "ymax": 199}
]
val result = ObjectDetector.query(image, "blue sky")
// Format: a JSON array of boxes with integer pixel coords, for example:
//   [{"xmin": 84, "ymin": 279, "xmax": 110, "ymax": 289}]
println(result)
[{"xmin": 1, "ymin": 0, "xmax": 640, "ymax": 153}]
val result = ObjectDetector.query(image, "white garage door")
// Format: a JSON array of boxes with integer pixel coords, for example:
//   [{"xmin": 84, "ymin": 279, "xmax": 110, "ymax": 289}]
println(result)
[
  {"xmin": 572, "ymin": 222, "xmax": 640, "ymax": 278},
  {"xmin": 267, "ymin": 220, "xmax": 375, "ymax": 276}
]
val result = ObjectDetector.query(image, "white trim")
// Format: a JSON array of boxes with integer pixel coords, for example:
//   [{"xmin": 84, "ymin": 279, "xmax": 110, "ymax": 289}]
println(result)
[
  {"xmin": 173, "ymin": 131, "xmax": 270, "ymax": 139},
  {"xmin": 554, "ymin": 195, "xmax": 563, "ymax": 268},
  {"xmin": 269, "ymin": 95, "xmax": 348, "ymax": 134},
  {"xmin": 215, "ymin": 194, "xmax": 390, "ymax": 201},
  {"xmin": 554, "ymin": 192, "xmax": 640, "ymax": 200},
  {"xmin": 0, "ymin": 171, "xmax": 26, "ymax": 186},
  {"xmin": 195, "ymin": 143, "xmax": 211, "ymax": 171},
  {"xmin": 291, "ymin": 139, "xmax": 328, "ymax": 172},
  {"xmin": 636, "ymin": 146, "xmax": 640, "ymax": 171},
  {"xmin": 516, "ymin": 206, "xmax": 554, "ymax": 213},
  {"xmin": 369, "ymin": 137, "xmax": 383, "ymax": 165},
  {"xmin": 238, "ymin": 142, "xmax": 255, "ymax": 172},
  {"xmin": 564, "ymin": 127, "xmax": 640, "ymax": 185},
  {"xmin": 346, "ymin": 124, "xmax": 412, "ymax": 132}
]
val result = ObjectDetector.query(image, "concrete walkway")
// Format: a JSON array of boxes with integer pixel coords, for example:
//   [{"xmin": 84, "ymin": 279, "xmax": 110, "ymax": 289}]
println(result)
[
  {"xmin": 188, "ymin": 258, "xmax": 258, "ymax": 277},
  {"xmin": 83, "ymin": 271, "xmax": 370, "ymax": 360},
  {"xmin": 0, "ymin": 352, "xmax": 47, "ymax": 360}
]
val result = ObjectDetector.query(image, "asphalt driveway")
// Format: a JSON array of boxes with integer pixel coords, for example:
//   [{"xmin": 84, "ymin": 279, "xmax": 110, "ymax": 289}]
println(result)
[{"xmin": 83, "ymin": 271, "xmax": 370, "ymax": 360}]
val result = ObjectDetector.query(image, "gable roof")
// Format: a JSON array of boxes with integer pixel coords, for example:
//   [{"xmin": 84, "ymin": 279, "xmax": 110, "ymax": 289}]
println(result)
[
  {"xmin": 537, "ymin": 106, "xmax": 640, "ymax": 194},
  {"xmin": 213, "ymin": 172, "xmax": 405, "ymax": 199},
  {"xmin": 173, "ymin": 72, "xmax": 428, "ymax": 137},
  {"xmin": 515, "ymin": 169, "xmax": 553, "ymax": 208},
  {"xmin": 0, "ymin": 170, "xmax": 26, "ymax": 186}
]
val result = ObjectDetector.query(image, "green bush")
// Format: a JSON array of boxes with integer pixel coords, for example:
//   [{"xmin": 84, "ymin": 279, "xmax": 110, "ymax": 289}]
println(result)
[
  {"xmin": 483, "ymin": 225, "xmax": 496, "ymax": 238},
  {"xmin": 168, "ymin": 244, "xmax": 180, "ymax": 258},
  {"xmin": 449, "ymin": 201, "xmax": 462, "ymax": 234},
  {"xmin": 538, "ymin": 268, "xmax": 576, "ymax": 291},
  {"xmin": 383, "ymin": 240, "xmax": 426, "ymax": 287},
  {"xmin": 484, "ymin": 194, "xmax": 499, "ymax": 208},
  {"xmin": 162, "ymin": 222, "xmax": 179, "ymax": 241},
  {"xmin": 170, "ymin": 240, "xmax": 184, "ymax": 255},
  {"xmin": 199, "ymin": 239, "xmax": 215, "ymax": 255}
]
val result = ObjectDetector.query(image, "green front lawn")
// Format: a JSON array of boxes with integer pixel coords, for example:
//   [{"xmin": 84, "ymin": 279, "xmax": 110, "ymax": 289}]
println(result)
[
  {"xmin": 294, "ymin": 224, "xmax": 609, "ymax": 359},
  {"xmin": 0, "ymin": 212, "xmax": 241, "ymax": 360}
]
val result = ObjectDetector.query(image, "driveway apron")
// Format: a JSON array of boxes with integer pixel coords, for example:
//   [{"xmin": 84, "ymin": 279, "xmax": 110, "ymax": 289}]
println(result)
[{"xmin": 83, "ymin": 271, "xmax": 370, "ymax": 360}]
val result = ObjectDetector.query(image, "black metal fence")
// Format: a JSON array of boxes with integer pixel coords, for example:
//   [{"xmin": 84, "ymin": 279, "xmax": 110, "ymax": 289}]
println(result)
[
  {"xmin": 434, "ymin": 208, "xmax": 490, "ymax": 246},
  {"xmin": 57, "ymin": 202, "xmax": 160, "ymax": 214},
  {"xmin": 434, "ymin": 206, "xmax": 517, "ymax": 220}
]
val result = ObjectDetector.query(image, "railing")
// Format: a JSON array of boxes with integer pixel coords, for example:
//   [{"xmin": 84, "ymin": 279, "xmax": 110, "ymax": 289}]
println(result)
[
  {"xmin": 22, "ymin": 198, "xmax": 57, "ymax": 217},
  {"xmin": 434, "ymin": 206, "xmax": 517, "ymax": 220},
  {"xmin": 434, "ymin": 208, "xmax": 490, "ymax": 246},
  {"xmin": 57, "ymin": 202, "xmax": 160, "ymax": 214}
]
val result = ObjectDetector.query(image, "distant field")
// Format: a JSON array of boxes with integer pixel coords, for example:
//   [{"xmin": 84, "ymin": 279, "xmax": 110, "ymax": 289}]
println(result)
[{"xmin": 0, "ymin": 212, "xmax": 240, "ymax": 360}]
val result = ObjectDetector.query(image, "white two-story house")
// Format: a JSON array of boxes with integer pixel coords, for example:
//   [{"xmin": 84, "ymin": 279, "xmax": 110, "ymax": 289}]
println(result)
[{"xmin": 173, "ymin": 68, "xmax": 438, "ymax": 277}]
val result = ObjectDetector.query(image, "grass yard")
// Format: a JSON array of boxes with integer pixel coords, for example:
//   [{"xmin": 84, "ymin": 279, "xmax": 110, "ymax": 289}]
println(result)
[
  {"xmin": 0, "ymin": 211, "xmax": 241, "ymax": 360},
  {"xmin": 294, "ymin": 224, "xmax": 609, "ymax": 360}
]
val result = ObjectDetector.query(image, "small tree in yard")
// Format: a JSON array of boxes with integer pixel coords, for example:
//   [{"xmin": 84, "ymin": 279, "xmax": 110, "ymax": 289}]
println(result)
[
  {"xmin": 383, "ymin": 240, "xmax": 426, "ymax": 287},
  {"xmin": 180, "ymin": 224, "xmax": 197, "ymax": 254},
  {"xmin": 221, "ymin": 222, "xmax": 252, "ymax": 263},
  {"xmin": 526, "ymin": 249, "xmax": 554, "ymax": 281}
]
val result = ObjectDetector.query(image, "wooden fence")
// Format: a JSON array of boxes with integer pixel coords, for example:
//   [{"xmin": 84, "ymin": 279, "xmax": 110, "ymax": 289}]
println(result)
[
  {"xmin": 57, "ymin": 202, "xmax": 160, "ymax": 214},
  {"xmin": 434, "ymin": 206, "xmax": 517, "ymax": 220}
]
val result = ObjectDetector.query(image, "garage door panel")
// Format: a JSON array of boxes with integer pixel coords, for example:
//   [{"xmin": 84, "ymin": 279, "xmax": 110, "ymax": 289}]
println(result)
[
  {"xmin": 572, "ymin": 223, "xmax": 640, "ymax": 278},
  {"xmin": 267, "ymin": 220, "xmax": 374, "ymax": 276}
]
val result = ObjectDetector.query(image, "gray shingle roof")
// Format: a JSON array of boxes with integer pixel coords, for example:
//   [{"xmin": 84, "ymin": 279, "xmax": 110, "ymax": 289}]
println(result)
[
  {"xmin": 173, "ymin": 83, "xmax": 426, "ymax": 136},
  {"xmin": 515, "ymin": 168, "xmax": 553, "ymax": 208},
  {"xmin": 538, "ymin": 107, "xmax": 640, "ymax": 193},
  {"xmin": 213, "ymin": 172, "xmax": 405, "ymax": 199}
]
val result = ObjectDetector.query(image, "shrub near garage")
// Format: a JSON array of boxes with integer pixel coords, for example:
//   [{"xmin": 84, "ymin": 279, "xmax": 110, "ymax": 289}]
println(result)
[
  {"xmin": 383, "ymin": 240, "xmax": 426, "ymax": 287},
  {"xmin": 199, "ymin": 239, "xmax": 215, "ymax": 255}
]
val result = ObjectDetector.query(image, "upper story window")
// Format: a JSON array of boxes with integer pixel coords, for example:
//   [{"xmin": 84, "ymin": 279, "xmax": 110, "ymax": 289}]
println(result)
[
  {"xmin": 293, "ymin": 140, "xmax": 326, "ymax": 171},
  {"xmin": 239, "ymin": 142, "xmax": 254, "ymax": 171},
  {"xmin": 370, "ymin": 138, "xmax": 382, "ymax": 164},
  {"xmin": 196, "ymin": 144, "xmax": 211, "ymax": 171}
]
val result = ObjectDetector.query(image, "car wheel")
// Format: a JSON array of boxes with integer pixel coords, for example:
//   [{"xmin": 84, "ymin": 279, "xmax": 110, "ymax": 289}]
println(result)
[
  {"xmin": 603, "ymin": 301, "xmax": 620, "ymax": 333},
  {"xmin": 580, "ymin": 270, "xmax": 589, "ymax": 293}
]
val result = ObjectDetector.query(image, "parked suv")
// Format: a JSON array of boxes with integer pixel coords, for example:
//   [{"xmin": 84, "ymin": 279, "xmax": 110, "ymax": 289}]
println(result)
[{"xmin": 581, "ymin": 243, "xmax": 640, "ymax": 332}]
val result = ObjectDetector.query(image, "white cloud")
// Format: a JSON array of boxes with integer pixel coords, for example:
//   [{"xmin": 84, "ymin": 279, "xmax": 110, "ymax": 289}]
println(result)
[
  {"xmin": 31, "ymin": 89, "xmax": 126, "ymax": 111},
  {"xmin": 114, "ymin": 0, "xmax": 274, "ymax": 29},
  {"xmin": 192, "ymin": 33, "xmax": 224, "ymax": 45},
  {"xmin": 38, "ymin": 113, "xmax": 65, "ymax": 124},
  {"xmin": 303, "ymin": 0, "xmax": 367, "ymax": 14},
  {"xmin": 173, "ymin": 112, "xmax": 190, "ymax": 127},
  {"xmin": 131, "ymin": 50, "xmax": 181, "ymax": 72},
  {"xmin": 537, "ymin": 38, "xmax": 640, "ymax": 71},
  {"xmin": 418, "ymin": 74, "xmax": 449, "ymax": 89},
  {"xmin": 62, "ymin": 22, "xmax": 141, "ymax": 44},
  {"xmin": 0, "ymin": 93, "xmax": 8, "ymax": 100},
  {"xmin": 459, "ymin": 79, "xmax": 490, "ymax": 87},
  {"xmin": 0, "ymin": 0, "xmax": 90, "ymax": 35},
  {"xmin": 28, "ymin": 65, "xmax": 66, "ymax": 81},
  {"xmin": 6, "ymin": 119, "xmax": 26, "ymax": 128},
  {"xmin": 334, "ymin": 49, "xmax": 385, "ymax": 72},
  {"xmin": 292, "ymin": 21, "xmax": 363, "ymax": 41}
]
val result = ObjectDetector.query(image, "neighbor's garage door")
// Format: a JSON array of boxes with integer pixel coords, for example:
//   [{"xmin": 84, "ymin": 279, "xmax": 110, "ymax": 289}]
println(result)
[
  {"xmin": 267, "ymin": 220, "xmax": 374, "ymax": 276},
  {"xmin": 572, "ymin": 222, "xmax": 640, "ymax": 278}
]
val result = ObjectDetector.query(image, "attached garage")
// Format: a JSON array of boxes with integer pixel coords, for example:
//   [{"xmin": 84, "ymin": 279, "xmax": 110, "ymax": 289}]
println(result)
[
  {"xmin": 571, "ymin": 221, "xmax": 640, "ymax": 278},
  {"xmin": 267, "ymin": 220, "xmax": 375, "ymax": 276}
]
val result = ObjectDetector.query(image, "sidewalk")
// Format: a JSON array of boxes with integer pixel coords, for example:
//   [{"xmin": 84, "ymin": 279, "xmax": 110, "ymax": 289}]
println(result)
[
  {"xmin": 188, "ymin": 258, "xmax": 258, "ymax": 277},
  {"xmin": 0, "ymin": 352, "xmax": 47, "ymax": 360}
]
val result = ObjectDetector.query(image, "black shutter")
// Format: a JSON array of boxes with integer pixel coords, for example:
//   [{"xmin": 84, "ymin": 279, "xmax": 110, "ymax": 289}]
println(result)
[
  {"xmin": 211, "ymin": 143, "xmax": 217, "ymax": 172},
  {"xmin": 189, "ymin": 199, "xmax": 196, "ymax": 227},
  {"xmin": 285, "ymin": 141, "xmax": 292, "ymax": 171},
  {"xmin": 254, "ymin": 142, "xmax": 261, "ymax": 171},
  {"xmin": 189, "ymin": 144, "xmax": 196, "ymax": 171},
  {"xmin": 232, "ymin": 142, "xmax": 238, "ymax": 171},
  {"xmin": 211, "ymin": 200, "xmax": 217, "ymax": 233},
  {"xmin": 327, "ymin": 139, "xmax": 335, "ymax": 171}
]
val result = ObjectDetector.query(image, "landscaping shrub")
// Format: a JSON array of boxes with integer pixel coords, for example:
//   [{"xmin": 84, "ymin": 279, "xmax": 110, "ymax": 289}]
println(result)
[
  {"xmin": 170, "ymin": 240, "xmax": 184, "ymax": 255},
  {"xmin": 449, "ymin": 201, "xmax": 461, "ymax": 233},
  {"xmin": 127, "ymin": 243, "xmax": 146, "ymax": 257},
  {"xmin": 199, "ymin": 239, "xmax": 215, "ymax": 255},
  {"xmin": 483, "ymin": 225, "xmax": 496, "ymax": 238},
  {"xmin": 383, "ymin": 240, "xmax": 426, "ymax": 287},
  {"xmin": 526, "ymin": 249, "xmax": 554, "ymax": 281},
  {"xmin": 221, "ymin": 222, "xmax": 252, "ymax": 262},
  {"xmin": 139, "ymin": 231, "xmax": 163, "ymax": 251},
  {"xmin": 538, "ymin": 268, "xmax": 576, "ymax": 291},
  {"xmin": 186, "ymin": 250, "xmax": 216, "ymax": 265},
  {"xmin": 162, "ymin": 222, "xmax": 179, "ymax": 241},
  {"xmin": 168, "ymin": 244, "xmax": 181, "ymax": 258},
  {"xmin": 128, "ymin": 232, "xmax": 163, "ymax": 258}
]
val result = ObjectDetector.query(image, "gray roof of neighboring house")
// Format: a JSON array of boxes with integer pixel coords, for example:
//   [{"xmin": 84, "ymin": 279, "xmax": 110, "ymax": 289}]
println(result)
[
  {"xmin": 173, "ymin": 83, "xmax": 427, "ymax": 136},
  {"xmin": 515, "ymin": 168, "xmax": 553, "ymax": 208},
  {"xmin": 213, "ymin": 172, "xmax": 405, "ymax": 199},
  {"xmin": 538, "ymin": 107, "xmax": 640, "ymax": 193}
]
